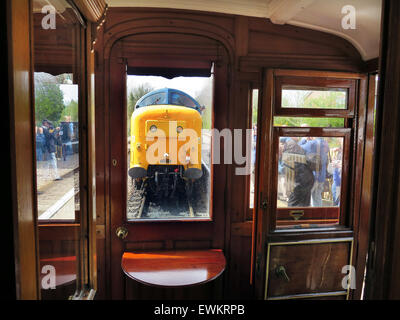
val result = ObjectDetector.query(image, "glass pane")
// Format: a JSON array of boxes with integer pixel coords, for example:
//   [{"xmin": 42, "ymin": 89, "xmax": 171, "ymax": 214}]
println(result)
[
  {"xmin": 274, "ymin": 117, "xmax": 345, "ymax": 128},
  {"xmin": 33, "ymin": 0, "xmax": 81, "ymax": 299},
  {"xmin": 249, "ymin": 89, "xmax": 258, "ymax": 209},
  {"xmin": 282, "ymin": 86, "xmax": 347, "ymax": 110},
  {"xmin": 126, "ymin": 75, "xmax": 213, "ymax": 220},
  {"xmin": 35, "ymin": 73, "xmax": 79, "ymax": 221},
  {"xmin": 277, "ymin": 136, "xmax": 344, "ymax": 228}
]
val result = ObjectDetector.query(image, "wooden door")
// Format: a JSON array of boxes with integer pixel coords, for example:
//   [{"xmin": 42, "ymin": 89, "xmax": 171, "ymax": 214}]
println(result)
[
  {"xmin": 107, "ymin": 34, "xmax": 230, "ymax": 299},
  {"xmin": 253, "ymin": 69, "xmax": 372, "ymax": 300}
]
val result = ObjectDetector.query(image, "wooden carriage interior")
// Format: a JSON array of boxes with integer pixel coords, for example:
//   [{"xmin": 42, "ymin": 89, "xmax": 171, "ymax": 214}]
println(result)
[{"xmin": 4, "ymin": 0, "xmax": 400, "ymax": 301}]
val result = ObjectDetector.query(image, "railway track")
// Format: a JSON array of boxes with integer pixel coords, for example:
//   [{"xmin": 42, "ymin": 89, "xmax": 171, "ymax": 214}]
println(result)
[{"xmin": 127, "ymin": 162, "xmax": 210, "ymax": 220}]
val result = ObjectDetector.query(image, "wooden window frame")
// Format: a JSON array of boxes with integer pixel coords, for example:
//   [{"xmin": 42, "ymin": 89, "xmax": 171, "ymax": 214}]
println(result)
[
  {"xmin": 122, "ymin": 62, "xmax": 216, "ymax": 224},
  {"xmin": 31, "ymin": 0, "xmax": 97, "ymax": 299},
  {"xmin": 270, "ymin": 127, "xmax": 352, "ymax": 231},
  {"xmin": 274, "ymin": 71, "xmax": 357, "ymax": 118}
]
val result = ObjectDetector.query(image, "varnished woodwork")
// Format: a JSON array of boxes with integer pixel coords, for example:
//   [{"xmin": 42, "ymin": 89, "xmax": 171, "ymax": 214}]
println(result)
[
  {"xmin": 73, "ymin": 0, "xmax": 106, "ymax": 23},
  {"xmin": 31, "ymin": 3, "xmax": 98, "ymax": 299},
  {"xmin": 352, "ymin": 74, "xmax": 376, "ymax": 299},
  {"xmin": 274, "ymin": 76, "xmax": 357, "ymax": 118},
  {"xmin": 365, "ymin": 0, "xmax": 400, "ymax": 300},
  {"xmin": 253, "ymin": 69, "xmax": 368, "ymax": 300},
  {"xmin": 39, "ymin": 256, "xmax": 77, "ymax": 287},
  {"xmin": 92, "ymin": 8, "xmax": 369, "ymax": 300},
  {"xmin": 265, "ymin": 240, "xmax": 352, "ymax": 299},
  {"xmin": 122, "ymin": 249, "xmax": 226, "ymax": 287},
  {"xmin": 7, "ymin": 0, "xmax": 39, "ymax": 300},
  {"xmin": 95, "ymin": 20, "xmax": 231, "ymax": 297}
]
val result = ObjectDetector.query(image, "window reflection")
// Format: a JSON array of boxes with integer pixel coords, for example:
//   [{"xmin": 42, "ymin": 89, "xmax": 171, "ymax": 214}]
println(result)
[
  {"xmin": 278, "ymin": 137, "xmax": 343, "ymax": 208},
  {"xmin": 35, "ymin": 73, "xmax": 79, "ymax": 220},
  {"xmin": 33, "ymin": 0, "xmax": 81, "ymax": 300}
]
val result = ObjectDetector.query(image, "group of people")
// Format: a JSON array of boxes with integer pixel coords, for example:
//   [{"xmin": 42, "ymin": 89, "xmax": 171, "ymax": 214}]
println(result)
[
  {"xmin": 35, "ymin": 116, "xmax": 74, "ymax": 181},
  {"xmin": 278, "ymin": 136, "xmax": 342, "ymax": 207}
]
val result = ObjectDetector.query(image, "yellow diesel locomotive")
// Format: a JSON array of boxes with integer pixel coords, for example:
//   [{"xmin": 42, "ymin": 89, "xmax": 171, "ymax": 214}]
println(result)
[{"xmin": 129, "ymin": 88, "xmax": 204, "ymax": 191}]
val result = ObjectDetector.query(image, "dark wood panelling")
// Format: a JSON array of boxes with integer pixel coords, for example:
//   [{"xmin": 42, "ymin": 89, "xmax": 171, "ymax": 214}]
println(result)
[
  {"xmin": 266, "ymin": 241, "xmax": 352, "ymax": 299},
  {"xmin": 365, "ymin": 0, "xmax": 400, "ymax": 300},
  {"xmin": 93, "ymin": 7, "xmax": 367, "ymax": 300},
  {"xmin": 7, "ymin": 0, "xmax": 39, "ymax": 300}
]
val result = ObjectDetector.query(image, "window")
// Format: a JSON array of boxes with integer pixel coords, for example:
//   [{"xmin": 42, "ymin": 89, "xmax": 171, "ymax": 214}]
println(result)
[
  {"xmin": 126, "ymin": 74, "xmax": 213, "ymax": 220},
  {"xmin": 249, "ymin": 89, "xmax": 259, "ymax": 210},
  {"xmin": 33, "ymin": 0, "xmax": 86, "ymax": 299},
  {"xmin": 35, "ymin": 73, "xmax": 79, "ymax": 221},
  {"xmin": 271, "ymin": 72, "xmax": 355, "ymax": 230},
  {"xmin": 281, "ymin": 86, "xmax": 347, "ymax": 110}
]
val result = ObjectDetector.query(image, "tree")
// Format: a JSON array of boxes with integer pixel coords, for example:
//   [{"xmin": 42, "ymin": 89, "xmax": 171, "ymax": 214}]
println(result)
[
  {"xmin": 127, "ymin": 84, "xmax": 154, "ymax": 132},
  {"xmin": 195, "ymin": 81, "xmax": 212, "ymax": 129},
  {"xmin": 61, "ymin": 100, "xmax": 78, "ymax": 122},
  {"xmin": 275, "ymin": 90, "xmax": 346, "ymax": 128},
  {"xmin": 35, "ymin": 82, "xmax": 65, "ymax": 126},
  {"xmin": 127, "ymin": 84, "xmax": 154, "ymax": 118}
]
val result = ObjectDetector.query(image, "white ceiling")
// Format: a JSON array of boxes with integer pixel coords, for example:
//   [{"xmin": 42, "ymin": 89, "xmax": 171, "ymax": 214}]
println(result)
[{"xmin": 106, "ymin": 0, "xmax": 382, "ymax": 61}]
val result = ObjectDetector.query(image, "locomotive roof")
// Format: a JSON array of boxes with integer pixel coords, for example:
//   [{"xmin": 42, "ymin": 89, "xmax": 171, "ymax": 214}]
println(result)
[{"xmin": 135, "ymin": 88, "xmax": 202, "ymax": 112}]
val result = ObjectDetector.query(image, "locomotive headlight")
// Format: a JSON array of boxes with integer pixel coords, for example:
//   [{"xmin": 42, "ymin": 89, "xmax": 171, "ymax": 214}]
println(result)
[
  {"xmin": 176, "ymin": 126, "xmax": 183, "ymax": 133},
  {"xmin": 149, "ymin": 125, "xmax": 157, "ymax": 132}
]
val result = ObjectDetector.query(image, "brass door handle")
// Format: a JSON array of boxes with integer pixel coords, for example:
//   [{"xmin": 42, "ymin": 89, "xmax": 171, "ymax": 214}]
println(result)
[
  {"xmin": 275, "ymin": 265, "xmax": 290, "ymax": 282},
  {"xmin": 116, "ymin": 226, "xmax": 128, "ymax": 239}
]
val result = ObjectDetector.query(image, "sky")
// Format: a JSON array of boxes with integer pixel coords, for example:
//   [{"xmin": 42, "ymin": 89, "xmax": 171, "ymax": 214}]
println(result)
[
  {"xmin": 58, "ymin": 75, "xmax": 212, "ymax": 105},
  {"xmin": 126, "ymin": 75, "xmax": 212, "ymax": 98},
  {"xmin": 60, "ymin": 84, "xmax": 78, "ymax": 104}
]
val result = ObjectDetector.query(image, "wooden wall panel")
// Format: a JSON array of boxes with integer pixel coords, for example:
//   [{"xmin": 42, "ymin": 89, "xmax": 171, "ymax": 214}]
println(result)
[
  {"xmin": 365, "ymin": 0, "xmax": 400, "ymax": 300},
  {"xmin": 93, "ymin": 7, "xmax": 367, "ymax": 300},
  {"xmin": 7, "ymin": 0, "xmax": 39, "ymax": 300}
]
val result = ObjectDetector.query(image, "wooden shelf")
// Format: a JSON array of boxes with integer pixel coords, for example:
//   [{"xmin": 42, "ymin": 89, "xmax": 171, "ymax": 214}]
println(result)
[{"xmin": 121, "ymin": 249, "xmax": 226, "ymax": 288}]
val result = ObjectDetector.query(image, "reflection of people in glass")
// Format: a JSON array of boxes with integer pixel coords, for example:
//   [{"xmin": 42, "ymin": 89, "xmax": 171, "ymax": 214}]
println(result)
[
  {"xmin": 300, "ymin": 137, "xmax": 330, "ymax": 207},
  {"xmin": 36, "ymin": 127, "xmax": 46, "ymax": 162},
  {"xmin": 61, "ymin": 116, "xmax": 73, "ymax": 161},
  {"xmin": 281, "ymin": 137, "xmax": 315, "ymax": 207},
  {"xmin": 42, "ymin": 119, "xmax": 62, "ymax": 181},
  {"xmin": 328, "ymin": 143, "xmax": 342, "ymax": 206}
]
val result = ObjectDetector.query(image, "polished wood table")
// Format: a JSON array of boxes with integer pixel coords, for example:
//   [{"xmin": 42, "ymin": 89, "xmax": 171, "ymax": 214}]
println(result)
[
  {"xmin": 121, "ymin": 249, "xmax": 226, "ymax": 287},
  {"xmin": 40, "ymin": 256, "xmax": 77, "ymax": 287}
]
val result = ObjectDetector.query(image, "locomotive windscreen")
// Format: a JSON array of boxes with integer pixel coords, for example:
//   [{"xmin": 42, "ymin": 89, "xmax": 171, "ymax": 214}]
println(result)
[{"xmin": 135, "ymin": 88, "xmax": 202, "ymax": 112}]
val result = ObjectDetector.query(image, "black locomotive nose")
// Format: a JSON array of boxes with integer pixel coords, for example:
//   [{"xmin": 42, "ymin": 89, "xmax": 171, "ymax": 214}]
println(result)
[
  {"xmin": 129, "ymin": 166, "xmax": 147, "ymax": 179},
  {"xmin": 183, "ymin": 167, "xmax": 203, "ymax": 179}
]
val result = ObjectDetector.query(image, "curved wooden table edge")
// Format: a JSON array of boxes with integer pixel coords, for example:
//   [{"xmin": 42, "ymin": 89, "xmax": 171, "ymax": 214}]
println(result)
[{"xmin": 121, "ymin": 249, "xmax": 226, "ymax": 288}]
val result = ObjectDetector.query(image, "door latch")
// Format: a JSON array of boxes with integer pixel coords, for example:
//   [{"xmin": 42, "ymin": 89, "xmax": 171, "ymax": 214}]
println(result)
[{"xmin": 260, "ymin": 199, "xmax": 268, "ymax": 210}]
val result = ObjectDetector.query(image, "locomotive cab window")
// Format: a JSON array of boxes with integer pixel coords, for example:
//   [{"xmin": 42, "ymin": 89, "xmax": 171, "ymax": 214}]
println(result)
[{"xmin": 126, "ymin": 74, "xmax": 213, "ymax": 220}]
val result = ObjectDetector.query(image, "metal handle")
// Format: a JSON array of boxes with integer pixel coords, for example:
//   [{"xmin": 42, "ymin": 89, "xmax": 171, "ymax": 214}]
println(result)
[
  {"xmin": 116, "ymin": 226, "xmax": 128, "ymax": 239},
  {"xmin": 275, "ymin": 265, "xmax": 290, "ymax": 282},
  {"xmin": 289, "ymin": 210, "xmax": 304, "ymax": 221}
]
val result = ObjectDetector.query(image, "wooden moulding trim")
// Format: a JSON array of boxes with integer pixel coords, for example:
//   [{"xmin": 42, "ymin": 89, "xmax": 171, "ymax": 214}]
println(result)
[
  {"xmin": 102, "ymin": 20, "xmax": 235, "ymax": 63},
  {"xmin": 72, "ymin": 0, "xmax": 107, "ymax": 23},
  {"xmin": 274, "ymin": 69, "xmax": 366, "ymax": 80}
]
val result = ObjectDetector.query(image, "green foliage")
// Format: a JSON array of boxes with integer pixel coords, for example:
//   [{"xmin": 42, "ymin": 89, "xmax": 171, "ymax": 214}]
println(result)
[
  {"xmin": 282, "ymin": 90, "xmax": 346, "ymax": 109},
  {"xmin": 35, "ymin": 82, "xmax": 65, "ymax": 126},
  {"xmin": 277, "ymin": 90, "xmax": 346, "ymax": 128},
  {"xmin": 127, "ymin": 84, "xmax": 154, "ymax": 132},
  {"xmin": 274, "ymin": 117, "xmax": 345, "ymax": 128},
  {"xmin": 127, "ymin": 84, "xmax": 154, "ymax": 119},
  {"xmin": 195, "ymin": 81, "xmax": 212, "ymax": 129},
  {"xmin": 61, "ymin": 100, "xmax": 79, "ymax": 122},
  {"xmin": 252, "ymin": 90, "xmax": 259, "ymax": 125}
]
